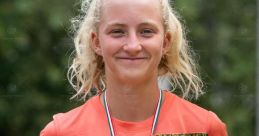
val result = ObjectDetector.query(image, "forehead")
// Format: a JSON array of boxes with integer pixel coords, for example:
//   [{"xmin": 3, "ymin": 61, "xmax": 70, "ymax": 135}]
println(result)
[
  {"xmin": 100, "ymin": 0, "xmax": 162, "ymax": 24},
  {"xmin": 102, "ymin": 0, "xmax": 161, "ymax": 7}
]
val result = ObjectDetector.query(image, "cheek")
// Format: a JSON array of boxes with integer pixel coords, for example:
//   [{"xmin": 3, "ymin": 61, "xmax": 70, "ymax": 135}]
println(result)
[
  {"xmin": 98, "ymin": 36, "xmax": 124, "ymax": 61},
  {"xmin": 99, "ymin": 36, "xmax": 116, "ymax": 54},
  {"xmin": 143, "ymin": 38, "xmax": 164, "ymax": 54}
]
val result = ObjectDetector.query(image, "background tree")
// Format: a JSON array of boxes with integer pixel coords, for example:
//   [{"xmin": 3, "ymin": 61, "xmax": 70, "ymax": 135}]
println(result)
[{"xmin": 0, "ymin": 0, "xmax": 255, "ymax": 135}]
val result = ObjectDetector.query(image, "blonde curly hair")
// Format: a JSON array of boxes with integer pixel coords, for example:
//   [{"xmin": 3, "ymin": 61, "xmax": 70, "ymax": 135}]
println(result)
[{"xmin": 68, "ymin": 0, "xmax": 203, "ymax": 100}]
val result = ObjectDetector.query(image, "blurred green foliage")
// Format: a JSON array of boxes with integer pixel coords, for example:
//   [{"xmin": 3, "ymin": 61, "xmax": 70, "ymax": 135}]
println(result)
[{"xmin": 0, "ymin": 0, "xmax": 256, "ymax": 135}]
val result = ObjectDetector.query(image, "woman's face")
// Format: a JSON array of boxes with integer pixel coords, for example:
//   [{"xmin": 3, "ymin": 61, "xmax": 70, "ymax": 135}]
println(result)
[{"xmin": 92, "ymin": 0, "xmax": 170, "ymax": 83}]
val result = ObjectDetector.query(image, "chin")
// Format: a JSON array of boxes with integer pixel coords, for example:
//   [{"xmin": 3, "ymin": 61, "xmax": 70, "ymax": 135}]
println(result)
[{"xmin": 118, "ymin": 70, "xmax": 152, "ymax": 83}]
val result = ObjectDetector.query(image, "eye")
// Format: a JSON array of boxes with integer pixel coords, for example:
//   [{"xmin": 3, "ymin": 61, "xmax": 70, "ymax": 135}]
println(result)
[
  {"xmin": 140, "ymin": 29, "xmax": 154, "ymax": 37},
  {"xmin": 110, "ymin": 29, "xmax": 126, "ymax": 38}
]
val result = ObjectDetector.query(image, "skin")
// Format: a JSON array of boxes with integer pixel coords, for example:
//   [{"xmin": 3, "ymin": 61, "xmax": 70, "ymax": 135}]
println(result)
[{"xmin": 91, "ymin": 0, "xmax": 171, "ymax": 122}]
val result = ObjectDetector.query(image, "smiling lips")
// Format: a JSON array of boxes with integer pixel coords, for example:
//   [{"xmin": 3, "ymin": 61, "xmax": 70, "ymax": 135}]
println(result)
[
  {"xmin": 116, "ymin": 57, "xmax": 148, "ymax": 64},
  {"xmin": 116, "ymin": 57, "xmax": 148, "ymax": 60}
]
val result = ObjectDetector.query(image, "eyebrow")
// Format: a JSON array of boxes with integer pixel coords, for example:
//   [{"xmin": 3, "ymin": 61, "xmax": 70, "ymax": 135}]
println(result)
[
  {"xmin": 105, "ymin": 22, "xmax": 125, "ymax": 27},
  {"xmin": 106, "ymin": 21, "xmax": 159, "ymax": 28},
  {"xmin": 139, "ymin": 21, "xmax": 159, "ymax": 27}
]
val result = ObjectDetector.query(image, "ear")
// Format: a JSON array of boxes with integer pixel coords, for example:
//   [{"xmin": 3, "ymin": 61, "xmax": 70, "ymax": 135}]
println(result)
[
  {"xmin": 91, "ymin": 32, "xmax": 102, "ymax": 56},
  {"xmin": 163, "ymin": 32, "xmax": 171, "ymax": 55}
]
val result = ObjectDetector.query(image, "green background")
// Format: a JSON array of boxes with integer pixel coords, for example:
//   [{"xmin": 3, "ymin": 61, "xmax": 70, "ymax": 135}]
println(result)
[{"xmin": 0, "ymin": 0, "xmax": 256, "ymax": 135}]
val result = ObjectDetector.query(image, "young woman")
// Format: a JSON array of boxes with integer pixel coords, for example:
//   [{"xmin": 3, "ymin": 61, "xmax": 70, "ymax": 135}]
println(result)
[{"xmin": 40, "ymin": 0, "xmax": 228, "ymax": 135}]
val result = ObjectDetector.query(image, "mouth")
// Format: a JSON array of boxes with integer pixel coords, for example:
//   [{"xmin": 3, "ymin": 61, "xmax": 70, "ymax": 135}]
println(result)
[
  {"xmin": 116, "ymin": 57, "xmax": 148, "ymax": 61},
  {"xmin": 116, "ymin": 57, "xmax": 149, "ymax": 65}
]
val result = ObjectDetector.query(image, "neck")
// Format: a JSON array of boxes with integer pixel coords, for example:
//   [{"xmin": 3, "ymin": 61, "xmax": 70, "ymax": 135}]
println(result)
[{"xmin": 102, "ymin": 76, "xmax": 160, "ymax": 122}]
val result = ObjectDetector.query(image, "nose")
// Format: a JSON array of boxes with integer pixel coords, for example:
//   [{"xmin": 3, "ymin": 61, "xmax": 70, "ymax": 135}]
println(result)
[{"xmin": 123, "ymin": 32, "xmax": 142, "ymax": 55}]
